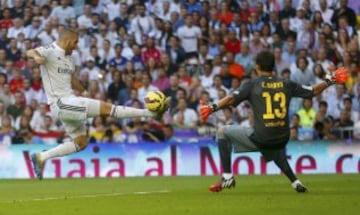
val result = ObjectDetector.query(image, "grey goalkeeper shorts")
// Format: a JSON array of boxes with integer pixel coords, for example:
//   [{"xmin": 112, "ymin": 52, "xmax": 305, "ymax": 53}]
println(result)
[
  {"xmin": 222, "ymin": 125, "xmax": 258, "ymax": 153},
  {"xmin": 222, "ymin": 125, "xmax": 285, "ymax": 161}
]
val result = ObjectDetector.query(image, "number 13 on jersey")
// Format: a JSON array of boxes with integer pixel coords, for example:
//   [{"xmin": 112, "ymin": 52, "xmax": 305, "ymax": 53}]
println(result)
[{"xmin": 262, "ymin": 92, "xmax": 287, "ymax": 120}]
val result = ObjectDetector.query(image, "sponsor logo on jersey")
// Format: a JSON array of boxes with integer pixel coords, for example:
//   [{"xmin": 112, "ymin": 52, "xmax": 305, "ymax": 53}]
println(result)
[{"xmin": 58, "ymin": 67, "xmax": 72, "ymax": 74}]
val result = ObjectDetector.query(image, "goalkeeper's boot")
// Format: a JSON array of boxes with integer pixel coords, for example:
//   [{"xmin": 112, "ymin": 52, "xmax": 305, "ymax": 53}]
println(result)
[
  {"xmin": 292, "ymin": 180, "xmax": 308, "ymax": 193},
  {"xmin": 209, "ymin": 176, "xmax": 236, "ymax": 192},
  {"xmin": 31, "ymin": 153, "xmax": 44, "ymax": 180},
  {"xmin": 151, "ymin": 97, "xmax": 171, "ymax": 121}
]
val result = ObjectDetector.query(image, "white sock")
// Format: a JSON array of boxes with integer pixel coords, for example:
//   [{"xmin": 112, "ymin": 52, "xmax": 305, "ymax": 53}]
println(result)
[
  {"xmin": 291, "ymin": 179, "xmax": 301, "ymax": 188},
  {"xmin": 40, "ymin": 141, "xmax": 79, "ymax": 161},
  {"xmin": 110, "ymin": 105, "xmax": 154, "ymax": 119},
  {"xmin": 222, "ymin": 173, "xmax": 233, "ymax": 180}
]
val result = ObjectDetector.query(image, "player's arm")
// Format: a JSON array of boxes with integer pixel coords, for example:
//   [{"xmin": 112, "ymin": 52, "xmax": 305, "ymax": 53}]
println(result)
[
  {"xmin": 199, "ymin": 82, "xmax": 251, "ymax": 123},
  {"xmin": 291, "ymin": 67, "xmax": 349, "ymax": 98},
  {"xmin": 26, "ymin": 49, "xmax": 46, "ymax": 65},
  {"xmin": 71, "ymin": 73, "xmax": 87, "ymax": 95},
  {"xmin": 312, "ymin": 82, "xmax": 329, "ymax": 96}
]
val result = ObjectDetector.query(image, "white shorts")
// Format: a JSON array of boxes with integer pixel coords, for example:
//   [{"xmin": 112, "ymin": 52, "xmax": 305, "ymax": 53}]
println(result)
[{"xmin": 50, "ymin": 96, "xmax": 100, "ymax": 139}]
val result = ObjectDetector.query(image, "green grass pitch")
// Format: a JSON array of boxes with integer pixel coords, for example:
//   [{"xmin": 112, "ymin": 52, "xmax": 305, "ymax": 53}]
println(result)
[{"xmin": 0, "ymin": 175, "xmax": 359, "ymax": 215}]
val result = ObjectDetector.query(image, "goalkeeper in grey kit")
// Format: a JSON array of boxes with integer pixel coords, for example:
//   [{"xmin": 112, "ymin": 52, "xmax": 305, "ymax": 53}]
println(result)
[{"xmin": 199, "ymin": 51, "xmax": 348, "ymax": 193}]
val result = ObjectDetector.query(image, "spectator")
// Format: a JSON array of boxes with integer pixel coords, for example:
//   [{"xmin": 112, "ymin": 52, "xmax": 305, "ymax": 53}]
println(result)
[
  {"xmin": 109, "ymin": 44, "xmax": 128, "ymax": 72},
  {"xmin": 77, "ymin": 4, "xmax": 92, "ymax": 28},
  {"xmin": 137, "ymin": 72, "xmax": 159, "ymax": 102},
  {"xmin": 50, "ymin": 0, "xmax": 76, "ymax": 26},
  {"xmin": 225, "ymin": 29, "xmax": 241, "ymax": 55},
  {"xmin": 343, "ymin": 97, "xmax": 357, "ymax": 120},
  {"xmin": 0, "ymin": 114, "xmax": 15, "ymax": 145},
  {"xmin": 89, "ymin": 116, "xmax": 106, "ymax": 143},
  {"xmin": 23, "ymin": 17, "xmax": 42, "ymax": 40},
  {"xmin": 103, "ymin": 0, "xmax": 121, "ymax": 22},
  {"xmin": 153, "ymin": 67, "xmax": 170, "ymax": 91},
  {"xmin": 173, "ymin": 98, "xmax": 198, "ymax": 129},
  {"xmin": 279, "ymin": 0, "xmax": 296, "ymax": 19},
  {"xmin": 290, "ymin": 56, "xmax": 315, "ymax": 85},
  {"xmin": 297, "ymin": 98, "xmax": 316, "ymax": 129},
  {"xmin": 273, "ymin": 47, "xmax": 289, "ymax": 76},
  {"xmin": 6, "ymin": 38, "xmax": 21, "ymax": 62},
  {"xmin": 164, "ymin": 74, "xmax": 182, "ymax": 108},
  {"xmin": 249, "ymin": 31, "xmax": 265, "ymax": 55},
  {"xmin": 6, "ymin": 91, "xmax": 24, "ymax": 121},
  {"xmin": 141, "ymin": 36, "xmax": 161, "ymax": 65},
  {"xmin": 37, "ymin": 22, "xmax": 55, "ymax": 45},
  {"xmin": 318, "ymin": 0, "xmax": 334, "ymax": 24},
  {"xmin": 130, "ymin": 3, "xmax": 156, "ymax": 45},
  {"xmin": 217, "ymin": 1, "xmax": 233, "ymax": 25},
  {"xmin": 328, "ymin": 84, "xmax": 349, "ymax": 119},
  {"xmin": 282, "ymin": 40, "xmax": 297, "ymax": 63},
  {"xmin": 208, "ymin": 75, "xmax": 229, "ymax": 102},
  {"xmin": 98, "ymin": 39, "xmax": 115, "ymax": 62},
  {"xmin": 297, "ymin": 20, "xmax": 317, "ymax": 49},
  {"xmin": 239, "ymin": 0, "xmax": 251, "ymax": 23},
  {"xmin": 276, "ymin": 18, "xmax": 297, "ymax": 41},
  {"xmin": 0, "ymin": 8, "xmax": 14, "ymax": 29},
  {"xmin": 11, "ymin": 0, "xmax": 25, "ymax": 18},
  {"xmin": 39, "ymin": 5, "xmax": 51, "ymax": 28},
  {"xmin": 315, "ymin": 100, "xmax": 330, "ymax": 122},
  {"xmin": 248, "ymin": 12, "xmax": 264, "ymax": 34},
  {"xmin": 290, "ymin": 8, "xmax": 306, "ymax": 33},
  {"xmin": 333, "ymin": 109, "xmax": 354, "ymax": 139},
  {"xmin": 176, "ymin": 14, "xmax": 201, "ymax": 58},
  {"xmin": 114, "ymin": 3, "xmax": 129, "ymax": 31},
  {"xmin": 227, "ymin": 52, "xmax": 245, "ymax": 79},
  {"xmin": 331, "ymin": 0, "xmax": 357, "ymax": 29}
]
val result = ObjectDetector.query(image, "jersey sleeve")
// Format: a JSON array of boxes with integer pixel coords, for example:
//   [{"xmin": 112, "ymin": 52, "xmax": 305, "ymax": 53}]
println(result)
[
  {"xmin": 35, "ymin": 45, "xmax": 51, "ymax": 58},
  {"xmin": 230, "ymin": 81, "xmax": 252, "ymax": 106},
  {"xmin": 288, "ymin": 81, "xmax": 314, "ymax": 98}
]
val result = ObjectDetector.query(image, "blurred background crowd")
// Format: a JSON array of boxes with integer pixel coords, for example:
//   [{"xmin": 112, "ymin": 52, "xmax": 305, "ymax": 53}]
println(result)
[{"xmin": 0, "ymin": 0, "xmax": 360, "ymax": 145}]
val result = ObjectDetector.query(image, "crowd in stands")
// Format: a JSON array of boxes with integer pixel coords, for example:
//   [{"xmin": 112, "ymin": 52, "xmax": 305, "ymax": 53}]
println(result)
[{"xmin": 0, "ymin": 0, "xmax": 360, "ymax": 145}]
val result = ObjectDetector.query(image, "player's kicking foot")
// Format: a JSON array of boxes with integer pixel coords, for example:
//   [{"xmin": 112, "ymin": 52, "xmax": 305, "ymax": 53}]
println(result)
[
  {"xmin": 209, "ymin": 177, "xmax": 236, "ymax": 192},
  {"xmin": 31, "ymin": 153, "xmax": 44, "ymax": 180},
  {"xmin": 292, "ymin": 180, "xmax": 308, "ymax": 193},
  {"xmin": 151, "ymin": 97, "xmax": 171, "ymax": 121}
]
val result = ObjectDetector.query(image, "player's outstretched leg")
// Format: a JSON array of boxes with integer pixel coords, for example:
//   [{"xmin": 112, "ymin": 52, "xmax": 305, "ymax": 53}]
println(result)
[
  {"xmin": 105, "ymin": 97, "xmax": 171, "ymax": 121},
  {"xmin": 31, "ymin": 136, "xmax": 85, "ymax": 180},
  {"xmin": 209, "ymin": 127, "xmax": 236, "ymax": 192},
  {"xmin": 272, "ymin": 149, "xmax": 308, "ymax": 193}
]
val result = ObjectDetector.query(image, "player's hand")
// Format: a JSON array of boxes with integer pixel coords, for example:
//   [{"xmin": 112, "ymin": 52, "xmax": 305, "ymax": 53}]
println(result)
[
  {"xmin": 34, "ymin": 55, "xmax": 46, "ymax": 65},
  {"xmin": 325, "ymin": 66, "xmax": 349, "ymax": 84},
  {"xmin": 199, "ymin": 100, "xmax": 213, "ymax": 123}
]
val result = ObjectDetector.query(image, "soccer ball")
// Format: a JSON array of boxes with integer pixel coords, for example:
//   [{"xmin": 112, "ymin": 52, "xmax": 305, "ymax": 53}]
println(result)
[{"xmin": 144, "ymin": 91, "xmax": 166, "ymax": 112}]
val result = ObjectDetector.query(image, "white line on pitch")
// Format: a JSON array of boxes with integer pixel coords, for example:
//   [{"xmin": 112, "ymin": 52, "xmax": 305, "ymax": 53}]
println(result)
[{"xmin": 1, "ymin": 190, "xmax": 171, "ymax": 203}]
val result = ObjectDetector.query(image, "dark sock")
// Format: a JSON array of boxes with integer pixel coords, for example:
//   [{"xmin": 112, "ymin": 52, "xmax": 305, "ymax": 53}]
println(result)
[
  {"xmin": 218, "ymin": 138, "xmax": 232, "ymax": 173},
  {"xmin": 272, "ymin": 150, "xmax": 297, "ymax": 183}
]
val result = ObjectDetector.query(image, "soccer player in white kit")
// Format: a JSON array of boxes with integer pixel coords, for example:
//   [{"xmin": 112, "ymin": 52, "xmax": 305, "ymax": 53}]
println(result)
[{"xmin": 26, "ymin": 29, "xmax": 168, "ymax": 179}]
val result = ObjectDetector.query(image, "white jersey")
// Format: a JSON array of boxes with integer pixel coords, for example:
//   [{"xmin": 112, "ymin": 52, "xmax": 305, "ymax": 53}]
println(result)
[{"xmin": 36, "ymin": 42, "xmax": 75, "ymax": 104}]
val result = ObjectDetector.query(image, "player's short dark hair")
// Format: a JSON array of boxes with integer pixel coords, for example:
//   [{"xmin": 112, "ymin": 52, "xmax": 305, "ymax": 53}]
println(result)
[{"xmin": 255, "ymin": 51, "xmax": 275, "ymax": 72}]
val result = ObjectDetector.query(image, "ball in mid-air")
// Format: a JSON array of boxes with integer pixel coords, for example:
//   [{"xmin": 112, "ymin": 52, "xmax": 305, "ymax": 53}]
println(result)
[{"xmin": 144, "ymin": 91, "xmax": 166, "ymax": 112}]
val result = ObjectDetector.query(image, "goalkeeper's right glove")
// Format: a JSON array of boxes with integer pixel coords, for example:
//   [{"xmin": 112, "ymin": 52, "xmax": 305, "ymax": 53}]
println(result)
[{"xmin": 199, "ymin": 100, "xmax": 217, "ymax": 123}]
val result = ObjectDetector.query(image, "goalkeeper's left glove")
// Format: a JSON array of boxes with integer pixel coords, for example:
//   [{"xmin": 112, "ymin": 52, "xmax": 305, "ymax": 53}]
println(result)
[{"xmin": 325, "ymin": 66, "xmax": 349, "ymax": 85}]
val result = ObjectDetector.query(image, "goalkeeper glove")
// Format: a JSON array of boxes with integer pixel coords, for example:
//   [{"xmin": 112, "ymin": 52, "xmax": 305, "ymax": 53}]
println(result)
[
  {"xmin": 325, "ymin": 66, "xmax": 349, "ymax": 85},
  {"xmin": 199, "ymin": 100, "xmax": 218, "ymax": 123}
]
